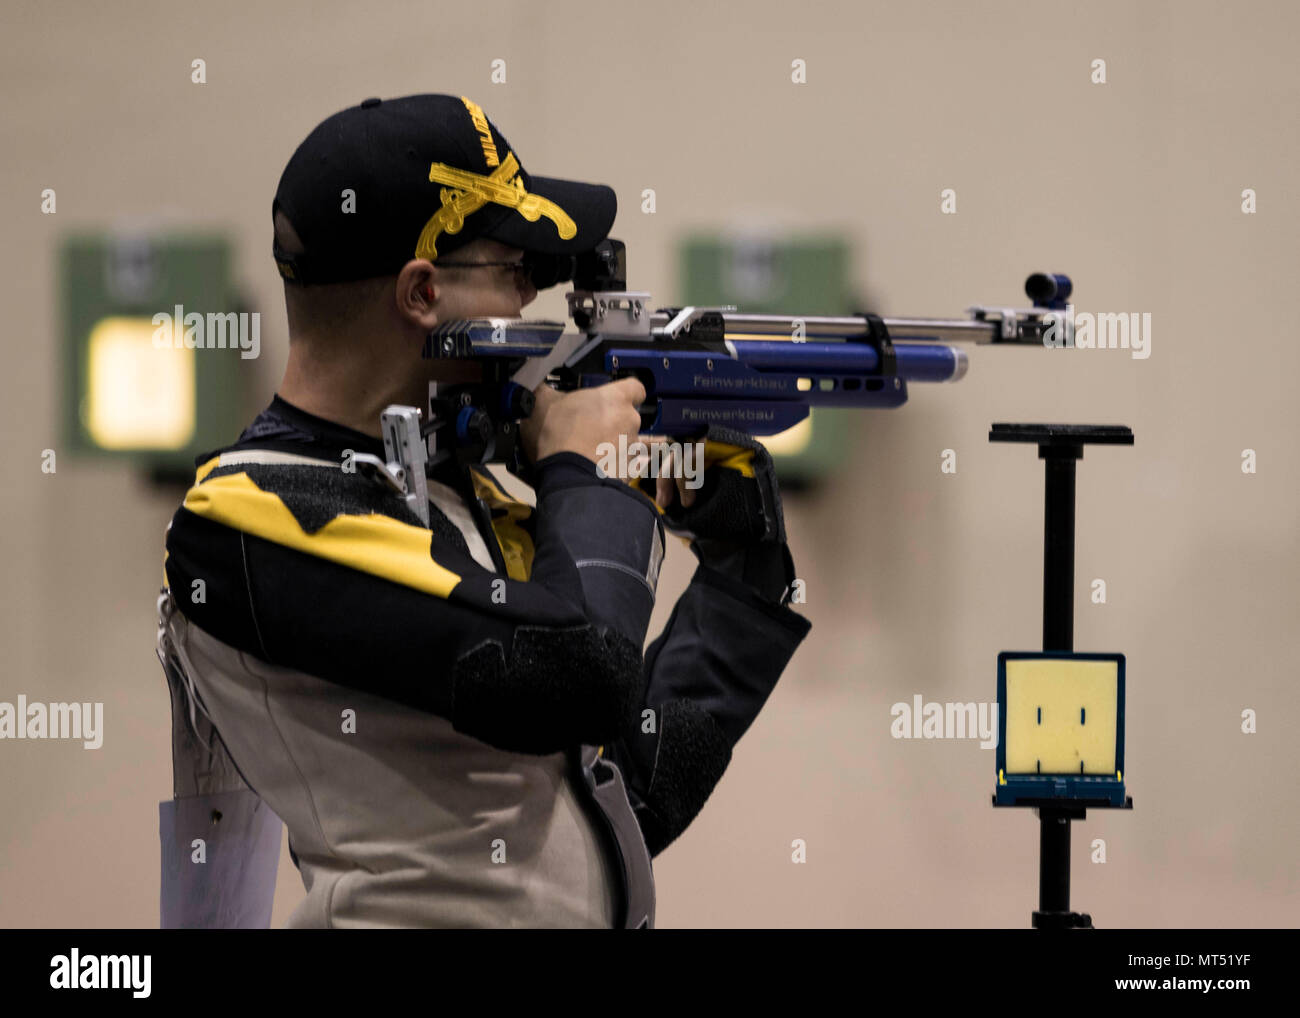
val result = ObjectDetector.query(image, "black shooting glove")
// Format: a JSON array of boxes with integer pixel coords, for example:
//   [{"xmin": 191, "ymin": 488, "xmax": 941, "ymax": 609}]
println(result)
[{"xmin": 637, "ymin": 425, "xmax": 796, "ymax": 605}]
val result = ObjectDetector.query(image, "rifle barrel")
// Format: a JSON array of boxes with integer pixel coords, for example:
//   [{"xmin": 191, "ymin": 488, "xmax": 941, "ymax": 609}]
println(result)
[{"xmin": 711, "ymin": 313, "xmax": 1001, "ymax": 345}]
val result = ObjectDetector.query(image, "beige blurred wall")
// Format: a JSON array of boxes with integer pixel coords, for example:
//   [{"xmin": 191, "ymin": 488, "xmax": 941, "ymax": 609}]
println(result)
[{"xmin": 1, "ymin": 0, "xmax": 1296, "ymax": 927}]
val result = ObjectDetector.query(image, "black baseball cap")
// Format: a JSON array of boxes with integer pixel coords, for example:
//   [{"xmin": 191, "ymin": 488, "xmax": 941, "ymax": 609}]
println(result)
[{"xmin": 272, "ymin": 94, "xmax": 617, "ymax": 285}]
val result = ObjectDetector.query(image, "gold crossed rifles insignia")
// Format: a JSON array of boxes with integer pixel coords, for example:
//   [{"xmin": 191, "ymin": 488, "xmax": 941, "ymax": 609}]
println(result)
[{"xmin": 414, "ymin": 150, "xmax": 577, "ymax": 261}]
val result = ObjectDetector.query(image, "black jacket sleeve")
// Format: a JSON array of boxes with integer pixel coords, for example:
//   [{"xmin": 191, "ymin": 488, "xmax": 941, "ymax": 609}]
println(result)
[
  {"xmin": 540, "ymin": 440, "xmax": 813, "ymax": 859},
  {"xmin": 164, "ymin": 452, "xmax": 664, "ymax": 757},
  {"xmin": 599, "ymin": 562, "xmax": 811, "ymax": 856}
]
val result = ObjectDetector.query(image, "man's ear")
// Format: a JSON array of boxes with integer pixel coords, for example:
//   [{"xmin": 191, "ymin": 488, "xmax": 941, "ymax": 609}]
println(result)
[{"xmin": 395, "ymin": 259, "xmax": 440, "ymax": 330}]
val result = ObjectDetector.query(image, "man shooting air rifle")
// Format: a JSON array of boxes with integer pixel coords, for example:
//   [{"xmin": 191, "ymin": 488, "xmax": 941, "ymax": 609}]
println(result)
[{"xmin": 156, "ymin": 92, "xmax": 1055, "ymax": 929}]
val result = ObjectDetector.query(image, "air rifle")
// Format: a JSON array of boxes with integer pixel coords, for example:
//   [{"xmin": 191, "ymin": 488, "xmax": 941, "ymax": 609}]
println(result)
[{"xmin": 367, "ymin": 239, "xmax": 1068, "ymax": 524}]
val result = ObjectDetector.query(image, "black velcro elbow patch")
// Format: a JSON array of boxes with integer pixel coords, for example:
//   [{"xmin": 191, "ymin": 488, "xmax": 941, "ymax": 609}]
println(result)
[
  {"xmin": 638, "ymin": 699, "xmax": 732, "ymax": 855},
  {"xmin": 451, "ymin": 624, "xmax": 644, "ymax": 755}
]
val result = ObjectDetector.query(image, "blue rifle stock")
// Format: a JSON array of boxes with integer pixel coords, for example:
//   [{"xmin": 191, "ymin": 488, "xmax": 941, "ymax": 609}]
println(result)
[{"xmin": 380, "ymin": 240, "xmax": 1068, "ymax": 476}]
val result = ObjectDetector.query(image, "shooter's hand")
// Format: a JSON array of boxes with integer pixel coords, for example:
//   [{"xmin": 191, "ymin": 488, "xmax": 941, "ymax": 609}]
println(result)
[
  {"xmin": 649, "ymin": 425, "xmax": 797, "ymax": 604},
  {"xmin": 651, "ymin": 441, "xmax": 698, "ymax": 510},
  {"xmin": 519, "ymin": 377, "xmax": 647, "ymax": 467}
]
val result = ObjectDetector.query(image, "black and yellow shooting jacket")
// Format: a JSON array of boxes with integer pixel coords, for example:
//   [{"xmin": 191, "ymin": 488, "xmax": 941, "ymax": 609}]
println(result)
[{"xmin": 157, "ymin": 395, "xmax": 811, "ymax": 928}]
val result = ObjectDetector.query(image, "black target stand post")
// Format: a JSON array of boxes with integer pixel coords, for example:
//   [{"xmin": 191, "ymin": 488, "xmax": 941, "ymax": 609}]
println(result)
[{"xmin": 989, "ymin": 424, "xmax": 1134, "ymax": 929}]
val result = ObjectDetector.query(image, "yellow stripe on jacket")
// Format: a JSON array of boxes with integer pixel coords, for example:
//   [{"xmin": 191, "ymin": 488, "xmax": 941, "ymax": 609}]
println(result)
[{"xmin": 183, "ymin": 471, "xmax": 461, "ymax": 599}]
